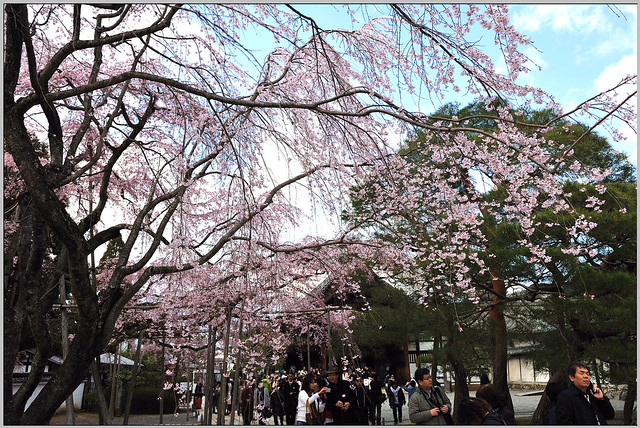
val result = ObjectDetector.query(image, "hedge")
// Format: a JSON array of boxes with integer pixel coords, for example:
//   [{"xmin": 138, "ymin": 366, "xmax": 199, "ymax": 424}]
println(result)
[{"xmin": 84, "ymin": 386, "xmax": 178, "ymax": 414}]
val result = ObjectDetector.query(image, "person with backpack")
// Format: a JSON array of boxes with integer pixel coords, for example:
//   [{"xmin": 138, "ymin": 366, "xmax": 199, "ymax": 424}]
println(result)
[{"xmin": 368, "ymin": 372, "xmax": 386, "ymax": 425}]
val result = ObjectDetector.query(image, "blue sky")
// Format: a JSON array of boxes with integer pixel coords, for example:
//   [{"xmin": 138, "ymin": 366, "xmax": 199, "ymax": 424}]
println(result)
[{"xmin": 508, "ymin": 4, "xmax": 637, "ymax": 164}]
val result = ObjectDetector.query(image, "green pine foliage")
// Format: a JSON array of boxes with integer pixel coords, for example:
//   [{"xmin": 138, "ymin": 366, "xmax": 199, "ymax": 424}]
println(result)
[
  {"xmin": 509, "ymin": 179, "xmax": 636, "ymax": 382},
  {"xmin": 348, "ymin": 272, "xmax": 429, "ymax": 350}
]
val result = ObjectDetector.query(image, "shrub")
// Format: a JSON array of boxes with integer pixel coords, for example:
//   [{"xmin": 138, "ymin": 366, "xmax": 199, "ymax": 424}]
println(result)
[
  {"xmin": 82, "ymin": 386, "xmax": 177, "ymax": 414},
  {"xmin": 128, "ymin": 387, "xmax": 177, "ymax": 414}
]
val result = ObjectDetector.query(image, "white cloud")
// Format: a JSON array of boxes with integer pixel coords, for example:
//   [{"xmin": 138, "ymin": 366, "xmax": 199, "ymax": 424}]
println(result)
[
  {"xmin": 594, "ymin": 52, "xmax": 637, "ymax": 165},
  {"xmin": 511, "ymin": 5, "xmax": 612, "ymax": 34},
  {"xmin": 594, "ymin": 53, "xmax": 637, "ymax": 93},
  {"xmin": 589, "ymin": 9, "xmax": 637, "ymax": 58},
  {"xmin": 616, "ymin": 5, "xmax": 637, "ymax": 22},
  {"xmin": 511, "ymin": 6, "xmax": 541, "ymax": 32}
]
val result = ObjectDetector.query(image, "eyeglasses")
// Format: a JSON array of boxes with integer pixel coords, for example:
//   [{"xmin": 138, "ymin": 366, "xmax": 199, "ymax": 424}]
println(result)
[{"xmin": 421, "ymin": 376, "xmax": 432, "ymax": 381}]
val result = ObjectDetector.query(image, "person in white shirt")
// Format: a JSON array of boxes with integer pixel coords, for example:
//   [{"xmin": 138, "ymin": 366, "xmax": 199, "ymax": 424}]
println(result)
[{"xmin": 296, "ymin": 375, "xmax": 328, "ymax": 425}]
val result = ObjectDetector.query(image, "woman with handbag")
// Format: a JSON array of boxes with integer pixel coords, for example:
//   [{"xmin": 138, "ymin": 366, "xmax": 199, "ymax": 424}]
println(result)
[
  {"xmin": 296, "ymin": 375, "xmax": 327, "ymax": 425},
  {"xmin": 254, "ymin": 381, "xmax": 271, "ymax": 425}
]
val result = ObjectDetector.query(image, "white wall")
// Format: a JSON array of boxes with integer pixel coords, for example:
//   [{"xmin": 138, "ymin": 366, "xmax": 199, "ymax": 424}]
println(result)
[
  {"xmin": 13, "ymin": 382, "xmax": 85, "ymax": 411},
  {"xmin": 507, "ymin": 355, "xmax": 549, "ymax": 384}
]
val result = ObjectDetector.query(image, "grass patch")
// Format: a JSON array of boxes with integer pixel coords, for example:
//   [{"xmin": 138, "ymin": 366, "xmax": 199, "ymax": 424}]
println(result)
[{"xmin": 515, "ymin": 416, "xmax": 532, "ymax": 425}]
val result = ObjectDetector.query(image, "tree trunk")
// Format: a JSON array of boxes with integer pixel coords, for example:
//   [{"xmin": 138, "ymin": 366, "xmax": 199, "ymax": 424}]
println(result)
[
  {"xmin": 230, "ymin": 305, "xmax": 246, "ymax": 425},
  {"xmin": 531, "ymin": 392, "xmax": 551, "ymax": 424},
  {"xmin": 185, "ymin": 359, "xmax": 191, "ymax": 422},
  {"xmin": 489, "ymin": 274, "xmax": 514, "ymax": 413},
  {"xmin": 449, "ymin": 353, "xmax": 469, "ymax": 423},
  {"xmin": 206, "ymin": 326, "xmax": 216, "ymax": 425},
  {"xmin": 307, "ymin": 333, "xmax": 311, "ymax": 372},
  {"xmin": 232, "ymin": 372, "xmax": 242, "ymax": 424},
  {"xmin": 159, "ymin": 331, "xmax": 166, "ymax": 424},
  {"xmin": 218, "ymin": 306, "xmax": 233, "ymax": 425},
  {"xmin": 60, "ymin": 276, "xmax": 76, "ymax": 424},
  {"xmin": 326, "ymin": 310, "xmax": 334, "ymax": 367},
  {"xmin": 445, "ymin": 327, "xmax": 469, "ymax": 421},
  {"xmin": 431, "ymin": 334, "xmax": 441, "ymax": 385},
  {"xmin": 624, "ymin": 380, "xmax": 636, "ymax": 425},
  {"xmin": 531, "ymin": 371, "xmax": 563, "ymax": 425},
  {"xmin": 91, "ymin": 358, "xmax": 112, "ymax": 425},
  {"xmin": 108, "ymin": 346, "xmax": 119, "ymax": 419},
  {"xmin": 123, "ymin": 330, "xmax": 144, "ymax": 425}
]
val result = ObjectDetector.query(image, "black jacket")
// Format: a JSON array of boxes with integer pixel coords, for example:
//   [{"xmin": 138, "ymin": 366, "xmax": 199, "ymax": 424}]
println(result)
[
  {"xmin": 326, "ymin": 378, "xmax": 356, "ymax": 424},
  {"xmin": 555, "ymin": 383, "xmax": 615, "ymax": 425},
  {"xmin": 482, "ymin": 410, "xmax": 506, "ymax": 425},
  {"xmin": 369, "ymin": 379, "xmax": 386, "ymax": 404},
  {"xmin": 279, "ymin": 379, "xmax": 300, "ymax": 412}
]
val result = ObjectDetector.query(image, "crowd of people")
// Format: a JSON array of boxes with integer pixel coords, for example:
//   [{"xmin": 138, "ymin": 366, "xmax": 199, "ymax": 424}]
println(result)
[
  {"xmin": 234, "ymin": 366, "xmax": 383, "ymax": 426},
  {"xmin": 192, "ymin": 361, "xmax": 616, "ymax": 425}
]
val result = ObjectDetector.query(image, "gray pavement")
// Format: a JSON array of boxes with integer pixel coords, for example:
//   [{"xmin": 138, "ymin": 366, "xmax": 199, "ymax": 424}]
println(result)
[{"xmin": 50, "ymin": 389, "xmax": 629, "ymax": 425}]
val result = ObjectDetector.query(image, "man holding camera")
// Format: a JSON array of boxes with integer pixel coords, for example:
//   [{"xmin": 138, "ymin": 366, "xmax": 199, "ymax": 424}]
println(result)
[{"xmin": 408, "ymin": 368, "xmax": 453, "ymax": 425}]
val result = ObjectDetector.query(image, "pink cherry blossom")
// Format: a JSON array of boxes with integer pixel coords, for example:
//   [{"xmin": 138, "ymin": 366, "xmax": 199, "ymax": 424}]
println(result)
[{"xmin": 4, "ymin": 5, "xmax": 634, "ymax": 424}]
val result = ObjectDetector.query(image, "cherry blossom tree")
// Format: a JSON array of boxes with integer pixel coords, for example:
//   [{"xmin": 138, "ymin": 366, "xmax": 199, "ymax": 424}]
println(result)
[
  {"xmin": 344, "ymin": 99, "xmax": 636, "ymax": 410},
  {"xmin": 4, "ymin": 4, "xmax": 635, "ymax": 424}
]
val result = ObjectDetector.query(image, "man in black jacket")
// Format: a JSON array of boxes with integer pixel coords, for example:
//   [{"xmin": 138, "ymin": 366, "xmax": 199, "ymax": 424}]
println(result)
[
  {"xmin": 325, "ymin": 366, "xmax": 356, "ymax": 425},
  {"xmin": 279, "ymin": 370, "xmax": 300, "ymax": 425},
  {"xmin": 555, "ymin": 362, "xmax": 615, "ymax": 425}
]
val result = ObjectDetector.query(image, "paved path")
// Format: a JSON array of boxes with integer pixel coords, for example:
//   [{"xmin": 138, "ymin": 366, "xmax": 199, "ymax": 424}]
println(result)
[{"xmin": 50, "ymin": 389, "xmax": 629, "ymax": 425}]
